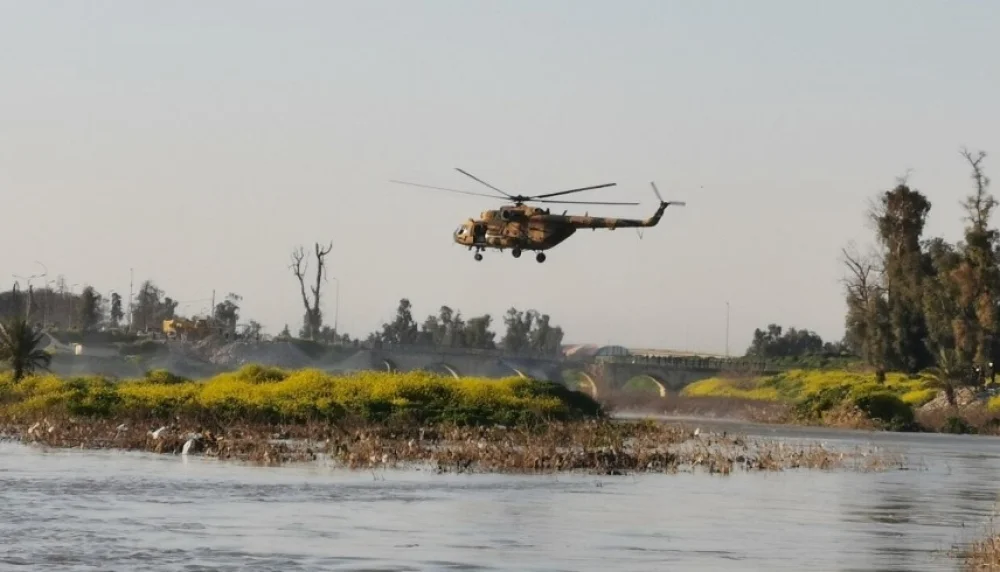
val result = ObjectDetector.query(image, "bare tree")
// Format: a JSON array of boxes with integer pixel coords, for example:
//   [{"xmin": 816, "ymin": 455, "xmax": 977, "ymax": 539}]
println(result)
[
  {"xmin": 841, "ymin": 241, "xmax": 889, "ymax": 381},
  {"xmin": 959, "ymin": 147, "xmax": 993, "ymax": 229},
  {"xmin": 290, "ymin": 241, "xmax": 333, "ymax": 340}
]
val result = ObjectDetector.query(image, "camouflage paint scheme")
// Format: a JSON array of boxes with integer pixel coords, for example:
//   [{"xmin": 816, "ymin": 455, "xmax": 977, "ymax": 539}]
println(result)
[{"xmin": 453, "ymin": 200, "xmax": 680, "ymax": 253}]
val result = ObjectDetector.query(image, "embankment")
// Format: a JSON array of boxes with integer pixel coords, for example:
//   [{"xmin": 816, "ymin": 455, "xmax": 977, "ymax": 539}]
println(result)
[{"xmin": 617, "ymin": 368, "xmax": 1000, "ymax": 434}]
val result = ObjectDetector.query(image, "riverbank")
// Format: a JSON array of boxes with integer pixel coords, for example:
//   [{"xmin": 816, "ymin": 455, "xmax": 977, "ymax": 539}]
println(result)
[
  {"xmin": 0, "ymin": 367, "xmax": 902, "ymax": 474},
  {"xmin": 604, "ymin": 368, "xmax": 1000, "ymax": 435}
]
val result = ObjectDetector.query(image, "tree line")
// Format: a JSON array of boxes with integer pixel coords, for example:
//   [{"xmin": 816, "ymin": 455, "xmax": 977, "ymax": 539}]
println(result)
[
  {"xmin": 359, "ymin": 298, "xmax": 564, "ymax": 356},
  {"xmin": 744, "ymin": 323, "xmax": 845, "ymax": 359},
  {"xmin": 740, "ymin": 149, "xmax": 996, "ymax": 382},
  {"xmin": 284, "ymin": 243, "xmax": 566, "ymax": 355},
  {"xmin": 3, "ymin": 268, "xmax": 567, "ymax": 357},
  {"xmin": 839, "ymin": 148, "xmax": 996, "ymax": 380},
  {"xmin": 0, "ymin": 277, "xmax": 255, "ymax": 339},
  {"xmin": 0, "ymin": 279, "xmax": 112, "ymax": 333}
]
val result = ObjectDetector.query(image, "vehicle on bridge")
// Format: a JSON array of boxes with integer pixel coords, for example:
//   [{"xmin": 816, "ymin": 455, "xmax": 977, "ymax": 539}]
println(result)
[{"xmin": 390, "ymin": 168, "xmax": 685, "ymax": 262}]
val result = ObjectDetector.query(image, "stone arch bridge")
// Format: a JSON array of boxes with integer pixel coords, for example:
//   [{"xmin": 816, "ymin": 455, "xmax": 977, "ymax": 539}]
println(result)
[
  {"xmin": 333, "ymin": 344, "xmax": 781, "ymax": 399},
  {"xmin": 344, "ymin": 344, "xmax": 565, "ymax": 381},
  {"xmin": 575, "ymin": 355, "xmax": 783, "ymax": 398}
]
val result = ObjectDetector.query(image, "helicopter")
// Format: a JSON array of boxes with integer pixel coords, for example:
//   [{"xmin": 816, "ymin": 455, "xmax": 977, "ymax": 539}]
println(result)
[{"xmin": 389, "ymin": 168, "xmax": 685, "ymax": 262}]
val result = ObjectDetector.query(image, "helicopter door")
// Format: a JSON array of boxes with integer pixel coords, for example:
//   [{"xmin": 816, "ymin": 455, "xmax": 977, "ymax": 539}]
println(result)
[{"xmin": 473, "ymin": 223, "xmax": 486, "ymax": 243}]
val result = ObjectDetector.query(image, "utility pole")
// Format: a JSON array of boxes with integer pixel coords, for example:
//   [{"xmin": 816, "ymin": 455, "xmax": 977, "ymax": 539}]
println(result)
[
  {"xmin": 35, "ymin": 261, "xmax": 48, "ymax": 328},
  {"xmin": 128, "ymin": 267, "xmax": 134, "ymax": 332},
  {"xmin": 68, "ymin": 283, "xmax": 79, "ymax": 330},
  {"xmin": 331, "ymin": 277, "xmax": 340, "ymax": 341},
  {"xmin": 11, "ymin": 281, "xmax": 20, "ymax": 314},
  {"xmin": 725, "ymin": 301, "xmax": 730, "ymax": 357},
  {"xmin": 211, "ymin": 289, "xmax": 215, "ymax": 320}
]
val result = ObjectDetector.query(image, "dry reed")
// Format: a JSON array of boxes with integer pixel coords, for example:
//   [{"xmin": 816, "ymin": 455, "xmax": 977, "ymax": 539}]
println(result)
[{"xmin": 0, "ymin": 415, "xmax": 905, "ymax": 475}]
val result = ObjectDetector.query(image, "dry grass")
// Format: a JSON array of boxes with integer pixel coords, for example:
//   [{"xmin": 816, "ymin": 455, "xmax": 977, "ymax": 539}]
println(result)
[
  {"xmin": 0, "ymin": 414, "xmax": 905, "ymax": 475},
  {"xmin": 965, "ymin": 534, "xmax": 1000, "ymax": 570},
  {"xmin": 958, "ymin": 513, "xmax": 1000, "ymax": 570},
  {"xmin": 915, "ymin": 404, "xmax": 1000, "ymax": 435}
]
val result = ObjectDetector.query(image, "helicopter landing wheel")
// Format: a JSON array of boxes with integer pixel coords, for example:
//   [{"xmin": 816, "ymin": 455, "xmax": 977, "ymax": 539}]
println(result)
[
  {"xmin": 474, "ymin": 252, "xmax": 483, "ymax": 261},
  {"xmin": 536, "ymin": 252, "xmax": 546, "ymax": 263},
  {"xmin": 512, "ymin": 248, "xmax": 521, "ymax": 258}
]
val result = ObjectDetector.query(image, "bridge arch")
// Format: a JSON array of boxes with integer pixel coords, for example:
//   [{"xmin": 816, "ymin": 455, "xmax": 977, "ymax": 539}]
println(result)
[
  {"xmin": 423, "ymin": 362, "xmax": 461, "ymax": 379},
  {"xmin": 577, "ymin": 371, "xmax": 599, "ymax": 398},
  {"xmin": 498, "ymin": 359, "xmax": 528, "ymax": 379},
  {"xmin": 625, "ymin": 374, "xmax": 667, "ymax": 398},
  {"xmin": 381, "ymin": 358, "xmax": 398, "ymax": 372}
]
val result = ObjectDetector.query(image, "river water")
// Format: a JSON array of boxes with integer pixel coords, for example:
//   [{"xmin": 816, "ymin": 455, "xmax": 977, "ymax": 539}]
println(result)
[{"xmin": 3, "ymin": 417, "xmax": 1000, "ymax": 571}]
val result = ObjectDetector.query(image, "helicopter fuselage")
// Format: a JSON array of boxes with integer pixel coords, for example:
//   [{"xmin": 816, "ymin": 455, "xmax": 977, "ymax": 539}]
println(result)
[
  {"xmin": 453, "ymin": 200, "xmax": 676, "ymax": 262},
  {"xmin": 453, "ymin": 205, "xmax": 575, "ymax": 252},
  {"xmin": 388, "ymin": 168, "xmax": 683, "ymax": 263}
]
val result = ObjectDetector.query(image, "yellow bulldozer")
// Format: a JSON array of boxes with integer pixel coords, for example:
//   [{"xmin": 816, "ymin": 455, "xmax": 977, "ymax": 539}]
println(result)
[{"xmin": 162, "ymin": 317, "xmax": 225, "ymax": 341}]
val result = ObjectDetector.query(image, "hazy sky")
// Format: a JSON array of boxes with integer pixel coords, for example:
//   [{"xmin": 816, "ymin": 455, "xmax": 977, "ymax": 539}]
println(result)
[{"xmin": 2, "ymin": 0, "xmax": 999, "ymax": 354}]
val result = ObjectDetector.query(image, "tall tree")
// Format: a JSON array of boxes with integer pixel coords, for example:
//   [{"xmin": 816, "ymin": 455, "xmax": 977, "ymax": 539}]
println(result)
[
  {"xmin": 77, "ymin": 286, "xmax": 102, "ymax": 332},
  {"xmin": 419, "ymin": 305, "xmax": 467, "ymax": 347},
  {"xmin": 870, "ymin": 181, "xmax": 933, "ymax": 371},
  {"xmin": 502, "ymin": 308, "xmax": 534, "ymax": 353},
  {"xmin": 745, "ymin": 323, "xmax": 825, "ymax": 358},
  {"xmin": 245, "ymin": 320, "xmax": 263, "ymax": 340},
  {"xmin": 290, "ymin": 241, "xmax": 333, "ymax": 340},
  {"xmin": 131, "ymin": 280, "xmax": 177, "ymax": 332},
  {"xmin": 951, "ymin": 148, "xmax": 1000, "ymax": 369},
  {"xmin": 378, "ymin": 298, "xmax": 419, "ymax": 344},
  {"xmin": 461, "ymin": 314, "xmax": 497, "ymax": 349},
  {"xmin": 528, "ymin": 311, "xmax": 564, "ymax": 356},
  {"xmin": 109, "ymin": 292, "xmax": 124, "ymax": 328},
  {"xmin": 921, "ymin": 237, "xmax": 963, "ymax": 369},
  {"xmin": 841, "ymin": 243, "xmax": 891, "ymax": 379},
  {"xmin": 214, "ymin": 292, "xmax": 242, "ymax": 333}
]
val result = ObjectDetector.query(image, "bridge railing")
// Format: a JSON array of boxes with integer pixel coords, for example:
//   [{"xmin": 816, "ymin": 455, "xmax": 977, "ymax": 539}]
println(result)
[
  {"xmin": 362, "ymin": 341, "xmax": 565, "ymax": 362},
  {"xmin": 594, "ymin": 354, "xmax": 786, "ymax": 373}
]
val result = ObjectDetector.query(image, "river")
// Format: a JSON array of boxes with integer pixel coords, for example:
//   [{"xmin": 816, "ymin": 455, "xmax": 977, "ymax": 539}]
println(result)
[{"xmin": 3, "ymin": 417, "xmax": 1000, "ymax": 571}]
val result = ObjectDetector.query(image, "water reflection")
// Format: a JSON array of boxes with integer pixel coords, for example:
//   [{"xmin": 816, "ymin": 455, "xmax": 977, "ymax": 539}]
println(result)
[{"xmin": 4, "ymin": 426, "xmax": 1000, "ymax": 571}]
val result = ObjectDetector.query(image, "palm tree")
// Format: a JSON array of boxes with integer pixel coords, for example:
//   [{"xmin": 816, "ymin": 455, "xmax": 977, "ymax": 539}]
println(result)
[
  {"xmin": 0, "ymin": 317, "xmax": 52, "ymax": 381},
  {"xmin": 925, "ymin": 348, "xmax": 963, "ymax": 408}
]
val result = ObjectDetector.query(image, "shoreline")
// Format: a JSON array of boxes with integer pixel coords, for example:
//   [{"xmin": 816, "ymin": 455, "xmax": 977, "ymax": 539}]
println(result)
[{"xmin": 0, "ymin": 414, "xmax": 906, "ymax": 475}]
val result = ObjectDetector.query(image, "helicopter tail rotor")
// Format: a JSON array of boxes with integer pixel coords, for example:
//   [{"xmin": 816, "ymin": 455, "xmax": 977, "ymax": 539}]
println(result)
[{"xmin": 650, "ymin": 181, "xmax": 686, "ymax": 208}]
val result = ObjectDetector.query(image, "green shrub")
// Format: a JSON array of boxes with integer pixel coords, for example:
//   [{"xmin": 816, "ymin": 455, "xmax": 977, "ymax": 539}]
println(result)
[
  {"xmin": 144, "ymin": 369, "xmax": 190, "ymax": 384},
  {"xmin": 851, "ymin": 391, "xmax": 914, "ymax": 429}
]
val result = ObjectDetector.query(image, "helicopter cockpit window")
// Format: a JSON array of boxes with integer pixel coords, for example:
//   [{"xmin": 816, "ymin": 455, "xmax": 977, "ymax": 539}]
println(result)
[{"xmin": 455, "ymin": 226, "xmax": 466, "ymax": 236}]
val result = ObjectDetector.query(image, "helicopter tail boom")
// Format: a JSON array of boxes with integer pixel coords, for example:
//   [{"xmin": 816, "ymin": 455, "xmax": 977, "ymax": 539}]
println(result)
[
  {"xmin": 539, "ymin": 182, "xmax": 684, "ymax": 230},
  {"xmin": 640, "ymin": 182, "xmax": 685, "ymax": 227}
]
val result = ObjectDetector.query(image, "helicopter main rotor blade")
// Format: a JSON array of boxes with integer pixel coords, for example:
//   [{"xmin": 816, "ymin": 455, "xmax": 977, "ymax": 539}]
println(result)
[
  {"xmin": 532, "ymin": 198, "xmax": 639, "ymax": 205},
  {"xmin": 454, "ymin": 168, "xmax": 516, "ymax": 198},
  {"xmin": 531, "ymin": 182, "xmax": 618, "ymax": 200},
  {"xmin": 388, "ymin": 180, "xmax": 508, "ymax": 199}
]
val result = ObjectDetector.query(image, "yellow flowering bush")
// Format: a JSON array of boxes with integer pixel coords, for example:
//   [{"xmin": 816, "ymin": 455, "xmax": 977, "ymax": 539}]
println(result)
[
  {"xmin": 681, "ymin": 369, "xmax": 938, "ymax": 428},
  {"xmin": 0, "ymin": 365, "xmax": 603, "ymax": 426}
]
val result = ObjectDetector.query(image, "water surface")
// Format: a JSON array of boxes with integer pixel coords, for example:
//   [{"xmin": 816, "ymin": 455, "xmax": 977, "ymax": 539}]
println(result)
[{"xmin": 3, "ymin": 420, "xmax": 1000, "ymax": 571}]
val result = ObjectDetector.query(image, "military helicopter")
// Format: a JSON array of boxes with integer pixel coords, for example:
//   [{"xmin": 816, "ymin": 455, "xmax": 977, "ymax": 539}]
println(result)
[{"xmin": 390, "ymin": 168, "xmax": 685, "ymax": 262}]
